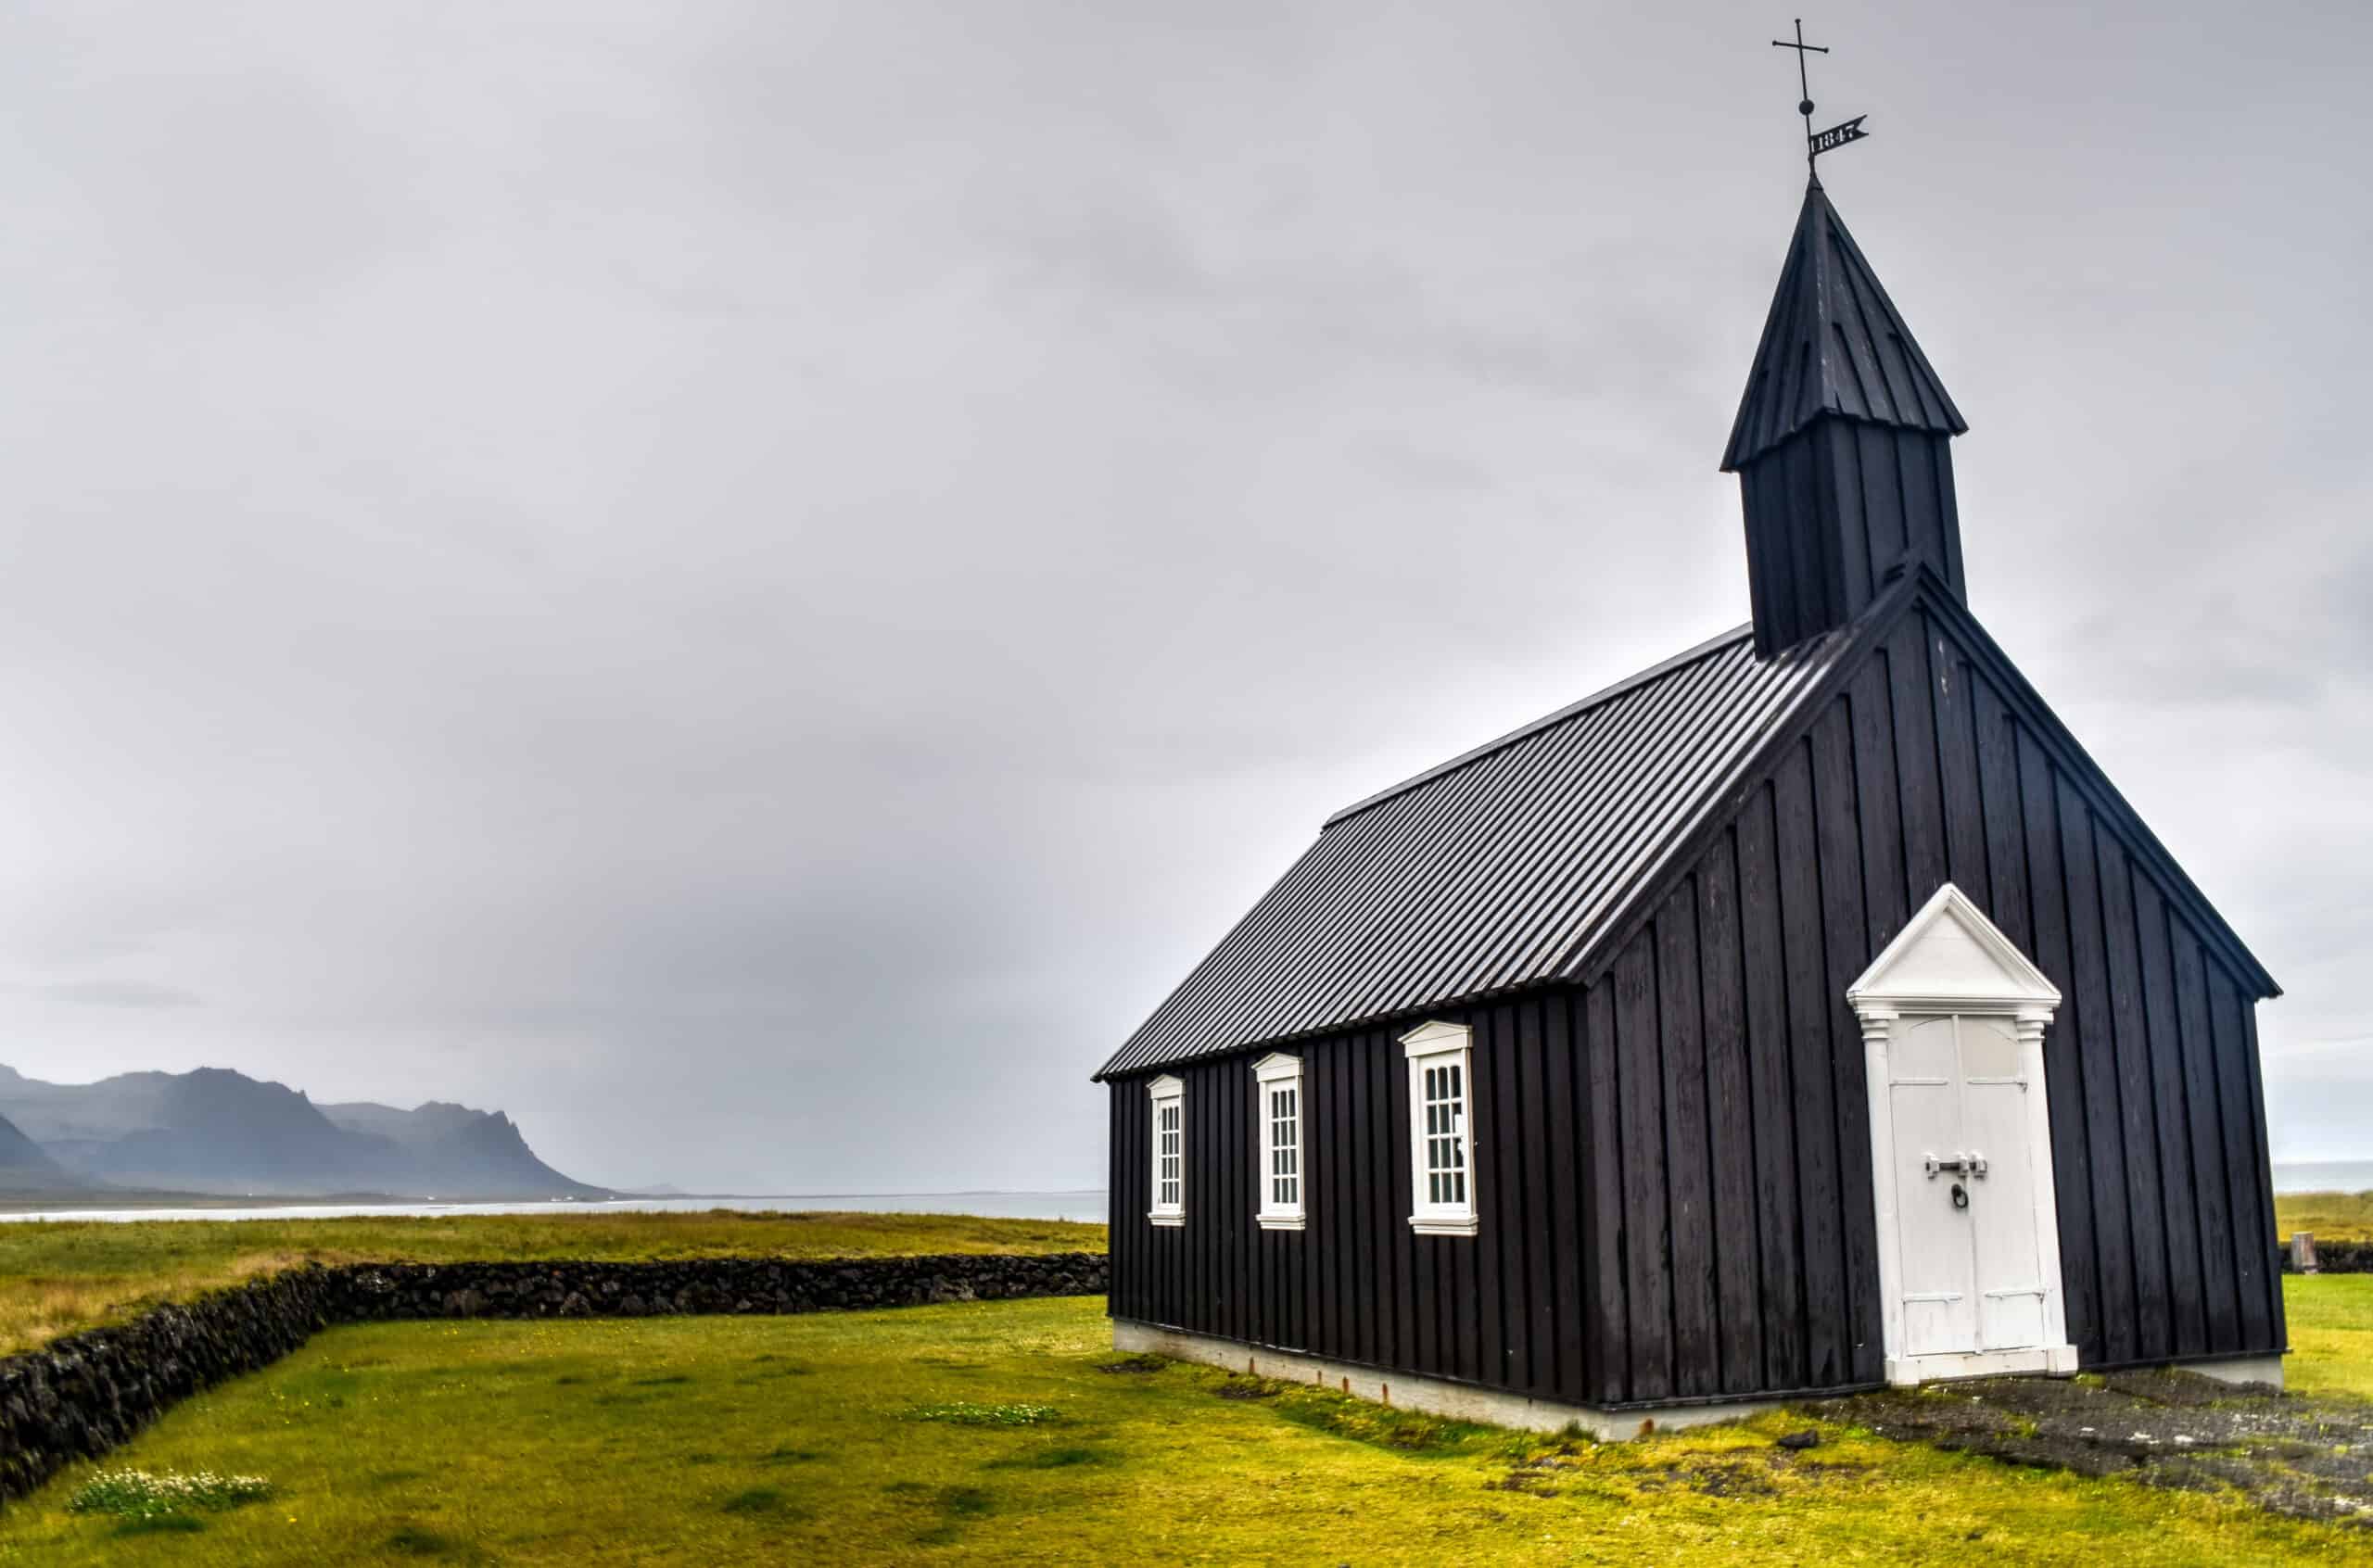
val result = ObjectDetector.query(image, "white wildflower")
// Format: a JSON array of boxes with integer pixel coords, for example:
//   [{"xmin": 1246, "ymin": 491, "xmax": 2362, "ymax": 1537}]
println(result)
[{"xmin": 68, "ymin": 1469, "xmax": 274, "ymax": 1521}]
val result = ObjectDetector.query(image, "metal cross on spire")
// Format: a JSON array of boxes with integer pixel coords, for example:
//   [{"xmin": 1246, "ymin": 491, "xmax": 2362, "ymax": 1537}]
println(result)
[{"xmin": 1771, "ymin": 19, "xmax": 1868, "ymax": 179}]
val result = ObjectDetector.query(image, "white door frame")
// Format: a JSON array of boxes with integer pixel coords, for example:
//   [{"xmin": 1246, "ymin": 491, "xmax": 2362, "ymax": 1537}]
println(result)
[{"xmin": 1848, "ymin": 883, "xmax": 2080, "ymax": 1386}]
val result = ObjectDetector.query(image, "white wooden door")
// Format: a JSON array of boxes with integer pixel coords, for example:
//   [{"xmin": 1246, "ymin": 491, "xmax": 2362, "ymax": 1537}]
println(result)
[
  {"xmin": 1887, "ymin": 1014, "xmax": 2050, "ymax": 1358},
  {"xmin": 1852, "ymin": 883, "xmax": 2076, "ymax": 1385}
]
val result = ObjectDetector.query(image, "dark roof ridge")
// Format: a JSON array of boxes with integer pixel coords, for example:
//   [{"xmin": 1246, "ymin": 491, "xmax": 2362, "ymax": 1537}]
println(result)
[
  {"xmin": 1097, "ymin": 615, "xmax": 1853, "ymax": 1080},
  {"xmin": 1545, "ymin": 560, "xmax": 2279, "ymax": 1003},
  {"xmin": 1321, "ymin": 622, "xmax": 1755, "ymax": 829},
  {"xmin": 1547, "ymin": 564, "xmax": 1929, "ymax": 990}
]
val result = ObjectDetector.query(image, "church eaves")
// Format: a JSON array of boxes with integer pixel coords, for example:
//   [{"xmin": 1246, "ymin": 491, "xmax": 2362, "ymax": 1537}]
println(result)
[{"xmin": 1094, "ymin": 619, "xmax": 1856, "ymax": 1080}]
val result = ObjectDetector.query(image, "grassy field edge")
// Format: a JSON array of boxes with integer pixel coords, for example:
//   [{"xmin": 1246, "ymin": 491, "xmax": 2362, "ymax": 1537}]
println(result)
[
  {"xmin": 2276, "ymin": 1189, "xmax": 2373, "ymax": 1243},
  {"xmin": 0, "ymin": 1210, "xmax": 1107, "ymax": 1356}
]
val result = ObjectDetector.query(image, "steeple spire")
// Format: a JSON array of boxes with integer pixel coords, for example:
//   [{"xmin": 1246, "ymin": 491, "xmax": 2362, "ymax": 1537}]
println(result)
[
  {"xmin": 1724, "ymin": 183, "xmax": 1970, "ymax": 657},
  {"xmin": 1724, "ymin": 184, "xmax": 1966, "ymax": 470}
]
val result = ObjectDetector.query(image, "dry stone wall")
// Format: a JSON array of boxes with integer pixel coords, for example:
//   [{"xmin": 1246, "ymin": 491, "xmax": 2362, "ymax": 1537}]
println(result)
[
  {"xmin": 0, "ymin": 1251, "xmax": 1106, "ymax": 1504},
  {"xmin": 2281, "ymin": 1239, "xmax": 2373, "ymax": 1275}
]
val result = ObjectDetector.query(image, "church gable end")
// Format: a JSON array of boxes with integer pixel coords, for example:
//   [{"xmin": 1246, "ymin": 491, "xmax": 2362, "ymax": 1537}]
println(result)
[{"xmin": 1568, "ymin": 575, "xmax": 2282, "ymax": 1396}]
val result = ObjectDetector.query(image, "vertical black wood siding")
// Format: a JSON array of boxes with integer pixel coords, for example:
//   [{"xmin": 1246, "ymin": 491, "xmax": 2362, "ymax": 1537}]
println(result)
[
  {"xmin": 1107, "ymin": 604, "xmax": 2282, "ymax": 1406},
  {"xmin": 1573, "ymin": 604, "xmax": 2281, "ymax": 1396},
  {"xmin": 1742, "ymin": 420, "xmax": 1965, "ymax": 657},
  {"xmin": 1109, "ymin": 999, "xmax": 1602, "ymax": 1402}
]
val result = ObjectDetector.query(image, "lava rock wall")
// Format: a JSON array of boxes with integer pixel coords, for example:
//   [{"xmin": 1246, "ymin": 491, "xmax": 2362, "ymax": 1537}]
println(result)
[
  {"xmin": 0, "ymin": 1251, "xmax": 1107, "ymax": 1503},
  {"xmin": 2281, "ymin": 1239, "xmax": 2373, "ymax": 1275}
]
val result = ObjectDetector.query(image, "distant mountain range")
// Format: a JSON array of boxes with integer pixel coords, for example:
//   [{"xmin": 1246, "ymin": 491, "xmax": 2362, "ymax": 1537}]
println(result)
[
  {"xmin": 0, "ymin": 1108, "xmax": 77, "ymax": 1191},
  {"xmin": 0, "ymin": 1064, "xmax": 607, "ymax": 1200}
]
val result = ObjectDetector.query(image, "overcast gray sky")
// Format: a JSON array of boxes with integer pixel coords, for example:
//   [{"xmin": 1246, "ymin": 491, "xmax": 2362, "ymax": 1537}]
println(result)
[{"xmin": 2, "ymin": 1, "xmax": 2365, "ymax": 1192}]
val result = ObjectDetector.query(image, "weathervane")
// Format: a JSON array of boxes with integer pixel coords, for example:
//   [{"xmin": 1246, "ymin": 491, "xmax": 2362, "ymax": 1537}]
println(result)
[{"xmin": 1772, "ymin": 19, "xmax": 1868, "ymax": 179}]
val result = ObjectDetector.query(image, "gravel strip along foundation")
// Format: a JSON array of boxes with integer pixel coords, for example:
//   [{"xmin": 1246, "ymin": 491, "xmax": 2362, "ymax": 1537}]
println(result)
[{"xmin": 1816, "ymin": 1370, "xmax": 2373, "ymax": 1527}]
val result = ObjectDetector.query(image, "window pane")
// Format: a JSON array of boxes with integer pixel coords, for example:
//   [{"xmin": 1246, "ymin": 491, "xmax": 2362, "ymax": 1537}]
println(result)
[
  {"xmin": 1153, "ymin": 1089, "xmax": 1185, "ymax": 1214},
  {"xmin": 1411, "ymin": 1051, "xmax": 1478, "ymax": 1219}
]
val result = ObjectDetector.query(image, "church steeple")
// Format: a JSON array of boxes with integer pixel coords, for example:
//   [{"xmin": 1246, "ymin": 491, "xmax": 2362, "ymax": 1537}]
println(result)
[{"xmin": 1723, "ymin": 182, "xmax": 1969, "ymax": 657}]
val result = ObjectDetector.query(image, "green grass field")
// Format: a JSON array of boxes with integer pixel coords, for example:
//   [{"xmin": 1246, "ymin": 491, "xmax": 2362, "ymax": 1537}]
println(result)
[
  {"xmin": 2275, "ymin": 1189, "xmax": 2373, "ymax": 1243},
  {"xmin": 2278, "ymin": 1273, "xmax": 2373, "ymax": 1398},
  {"xmin": 2, "ymin": 1290, "xmax": 2365, "ymax": 1566},
  {"xmin": 0, "ymin": 1210, "xmax": 1104, "ymax": 1356}
]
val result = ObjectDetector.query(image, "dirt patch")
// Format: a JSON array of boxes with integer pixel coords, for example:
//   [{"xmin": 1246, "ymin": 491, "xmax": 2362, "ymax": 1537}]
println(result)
[
  {"xmin": 1814, "ymin": 1372, "xmax": 2373, "ymax": 1526},
  {"xmin": 1483, "ymin": 1473, "xmax": 1559, "ymax": 1498},
  {"xmin": 1487, "ymin": 1438, "xmax": 1871, "ymax": 1505},
  {"xmin": 1677, "ymin": 1461, "xmax": 1781, "ymax": 1498},
  {"xmin": 1512, "ymin": 1449, "xmax": 1584, "ymax": 1472}
]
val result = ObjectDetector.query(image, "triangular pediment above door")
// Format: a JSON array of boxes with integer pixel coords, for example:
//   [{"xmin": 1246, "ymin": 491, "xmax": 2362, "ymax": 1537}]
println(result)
[{"xmin": 1848, "ymin": 883, "xmax": 2062, "ymax": 1016}]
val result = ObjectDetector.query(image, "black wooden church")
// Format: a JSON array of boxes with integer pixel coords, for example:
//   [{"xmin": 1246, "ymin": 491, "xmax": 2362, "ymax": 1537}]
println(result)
[{"xmin": 1094, "ymin": 176, "xmax": 2285, "ymax": 1433}]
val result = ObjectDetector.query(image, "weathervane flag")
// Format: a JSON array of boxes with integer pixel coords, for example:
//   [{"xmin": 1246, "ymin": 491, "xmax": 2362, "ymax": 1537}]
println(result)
[{"xmin": 1809, "ymin": 115, "xmax": 1870, "ymax": 158}]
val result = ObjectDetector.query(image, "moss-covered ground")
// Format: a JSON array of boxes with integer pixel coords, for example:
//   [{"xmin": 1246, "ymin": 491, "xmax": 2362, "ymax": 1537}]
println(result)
[
  {"xmin": 2, "ymin": 1293, "xmax": 2364, "ymax": 1566},
  {"xmin": 0, "ymin": 1210, "xmax": 1103, "ymax": 1355}
]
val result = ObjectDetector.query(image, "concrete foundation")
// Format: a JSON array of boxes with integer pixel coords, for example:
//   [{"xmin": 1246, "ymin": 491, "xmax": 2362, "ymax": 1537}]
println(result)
[
  {"xmin": 2176, "ymin": 1354, "xmax": 2286, "ymax": 1389},
  {"xmin": 1112, "ymin": 1319, "xmax": 1781, "ymax": 1441},
  {"xmin": 1112, "ymin": 1321, "xmax": 2290, "ymax": 1438}
]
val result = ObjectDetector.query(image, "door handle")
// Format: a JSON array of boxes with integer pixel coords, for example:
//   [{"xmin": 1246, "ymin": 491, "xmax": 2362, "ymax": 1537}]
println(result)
[{"xmin": 1951, "ymin": 1182, "xmax": 1970, "ymax": 1210}]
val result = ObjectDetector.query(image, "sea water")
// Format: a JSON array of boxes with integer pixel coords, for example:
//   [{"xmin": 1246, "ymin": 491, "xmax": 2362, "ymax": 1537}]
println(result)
[
  {"xmin": 0, "ymin": 1191, "xmax": 1110, "ymax": 1224},
  {"xmin": 2272, "ymin": 1161, "xmax": 2373, "ymax": 1195}
]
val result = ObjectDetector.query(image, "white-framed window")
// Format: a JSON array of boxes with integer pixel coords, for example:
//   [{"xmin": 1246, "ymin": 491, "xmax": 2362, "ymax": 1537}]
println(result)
[
  {"xmin": 1402, "ymin": 1020, "xmax": 1478, "ymax": 1235},
  {"xmin": 1252, "ymin": 1053, "xmax": 1305, "ymax": 1230},
  {"xmin": 1148, "ymin": 1075, "xmax": 1185, "ymax": 1226}
]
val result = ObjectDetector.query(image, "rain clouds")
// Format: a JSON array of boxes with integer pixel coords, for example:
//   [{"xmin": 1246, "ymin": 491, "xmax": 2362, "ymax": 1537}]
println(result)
[{"xmin": 0, "ymin": 2, "xmax": 2364, "ymax": 1189}]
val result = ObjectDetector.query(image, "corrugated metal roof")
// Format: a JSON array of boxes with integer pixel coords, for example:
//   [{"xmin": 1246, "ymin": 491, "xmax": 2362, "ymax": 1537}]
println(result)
[
  {"xmin": 1097, "ymin": 623, "xmax": 1854, "ymax": 1079},
  {"xmin": 1720, "ymin": 182, "xmax": 1967, "ymax": 472}
]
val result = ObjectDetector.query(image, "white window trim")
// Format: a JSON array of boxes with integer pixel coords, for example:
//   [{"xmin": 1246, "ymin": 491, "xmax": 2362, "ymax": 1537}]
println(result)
[
  {"xmin": 1147, "ymin": 1074, "xmax": 1185, "ymax": 1227},
  {"xmin": 1401, "ymin": 1020, "xmax": 1478, "ymax": 1237},
  {"xmin": 1252, "ymin": 1053, "xmax": 1305, "ymax": 1231}
]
